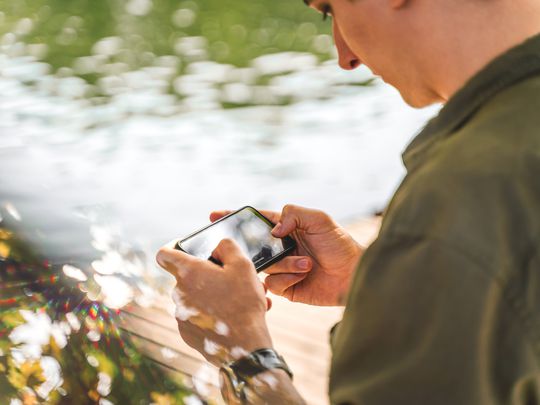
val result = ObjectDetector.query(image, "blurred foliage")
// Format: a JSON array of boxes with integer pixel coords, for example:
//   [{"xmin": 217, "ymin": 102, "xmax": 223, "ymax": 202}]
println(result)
[
  {"xmin": 0, "ymin": 0, "xmax": 332, "ymax": 71},
  {"xmin": 0, "ymin": 226, "xmax": 198, "ymax": 404},
  {"xmin": 0, "ymin": 0, "xmax": 339, "ymax": 108}
]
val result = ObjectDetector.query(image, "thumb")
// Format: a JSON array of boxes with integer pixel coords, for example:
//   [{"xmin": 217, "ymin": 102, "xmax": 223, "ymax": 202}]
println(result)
[
  {"xmin": 271, "ymin": 204, "xmax": 335, "ymax": 237},
  {"xmin": 211, "ymin": 238, "xmax": 252, "ymax": 270}
]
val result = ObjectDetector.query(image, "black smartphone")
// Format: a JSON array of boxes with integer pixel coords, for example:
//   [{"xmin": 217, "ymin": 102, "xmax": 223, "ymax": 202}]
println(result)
[{"xmin": 175, "ymin": 206, "xmax": 296, "ymax": 272}]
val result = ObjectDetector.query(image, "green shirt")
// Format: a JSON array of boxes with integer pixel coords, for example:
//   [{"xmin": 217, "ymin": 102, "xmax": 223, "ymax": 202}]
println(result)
[{"xmin": 330, "ymin": 34, "xmax": 540, "ymax": 405}]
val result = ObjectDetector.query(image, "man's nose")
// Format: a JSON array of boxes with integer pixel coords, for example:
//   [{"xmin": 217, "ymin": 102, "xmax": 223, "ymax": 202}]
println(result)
[{"xmin": 333, "ymin": 20, "xmax": 361, "ymax": 70}]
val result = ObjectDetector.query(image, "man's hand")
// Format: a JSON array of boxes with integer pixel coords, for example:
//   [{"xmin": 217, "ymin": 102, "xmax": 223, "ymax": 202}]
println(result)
[
  {"xmin": 156, "ymin": 238, "xmax": 273, "ymax": 367},
  {"xmin": 210, "ymin": 205, "xmax": 363, "ymax": 306}
]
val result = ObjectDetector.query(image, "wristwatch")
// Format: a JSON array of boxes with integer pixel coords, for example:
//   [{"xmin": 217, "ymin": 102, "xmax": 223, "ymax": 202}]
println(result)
[{"xmin": 219, "ymin": 348, "xmax": 293, "ymax": 404}]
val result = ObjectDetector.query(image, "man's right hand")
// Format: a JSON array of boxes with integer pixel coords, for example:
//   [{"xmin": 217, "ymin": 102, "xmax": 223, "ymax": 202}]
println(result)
[{"xmin": 210, "ymin": 205, "xmax": 363, "ymax": 306}]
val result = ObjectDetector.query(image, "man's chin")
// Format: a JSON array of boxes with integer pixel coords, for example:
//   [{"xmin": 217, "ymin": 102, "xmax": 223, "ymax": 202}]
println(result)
[
  {"xmin": 401, "ymin": 94, "xmax": 431, "ymax": 108},
  {"xmin": 397, "ymin": 87, "xmax": 441, "ymax": 109},
  {"xmin": 377, "ymin": 73, "xmax": 441, "ymax": 108}
]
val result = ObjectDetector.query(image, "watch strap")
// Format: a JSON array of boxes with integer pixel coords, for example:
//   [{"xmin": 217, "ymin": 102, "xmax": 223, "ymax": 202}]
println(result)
[{"xmin": 228, "ymin": 348, "xmax": 293, "ymax": 381}]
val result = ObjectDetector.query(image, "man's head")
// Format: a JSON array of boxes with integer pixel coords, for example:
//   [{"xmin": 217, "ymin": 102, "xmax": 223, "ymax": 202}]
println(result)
[{"xmin": 305, "ymin": 0, "xmax": 540, "ymax": 107}]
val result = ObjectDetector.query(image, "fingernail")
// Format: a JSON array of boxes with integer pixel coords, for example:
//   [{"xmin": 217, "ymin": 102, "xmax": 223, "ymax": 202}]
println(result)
[
  {"xmin": 297, "ymin": 258, "xmax": 309, "ymax": 270},
  {"xmin": 272, "ymin": 223, "xmax": 282, "ymax": 235}
]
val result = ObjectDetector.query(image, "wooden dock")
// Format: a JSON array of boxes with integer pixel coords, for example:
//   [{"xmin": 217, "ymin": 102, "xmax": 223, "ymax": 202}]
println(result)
[{"xmin": 120, "ymin": 217, "xmax": 381, "ymax": 404}]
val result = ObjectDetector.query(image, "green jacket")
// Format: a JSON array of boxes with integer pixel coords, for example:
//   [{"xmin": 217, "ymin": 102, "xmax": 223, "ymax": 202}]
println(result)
[{"xmin": 330, "ymin": 34, "xmax": 540, "ymax": 404}]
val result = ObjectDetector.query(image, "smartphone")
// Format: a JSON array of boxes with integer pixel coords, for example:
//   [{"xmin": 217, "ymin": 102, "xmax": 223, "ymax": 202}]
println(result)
[{"xmin": 175, "ymin": 206, "xmax": 296, "ymax": 272}]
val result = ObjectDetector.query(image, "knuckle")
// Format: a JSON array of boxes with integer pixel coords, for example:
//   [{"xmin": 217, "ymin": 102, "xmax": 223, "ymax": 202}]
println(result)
[
  {"xmin": 220, "ymin": 238, "xmax": 235, "ymax": 248},
  {"xmin": 235, "ymin": 255, "xmax": 252, "ymax": 268},
  {"xmin": 282, "ymin": 204, "xmax": 297, "ymax": 215},
  {"xmin": 156, "ymin": 247, "xmax": 165, "ymax": 257},
  {"xmin": 239, "ymin": 253, "xmax": 251, "ymax": 263},
  {"xmin": 314, "ymin": 209, "xmax": 330, "ymax": 220},
  {"xmin": 156, "ymin": 248, "xmax": 168, "ymax": 263}
]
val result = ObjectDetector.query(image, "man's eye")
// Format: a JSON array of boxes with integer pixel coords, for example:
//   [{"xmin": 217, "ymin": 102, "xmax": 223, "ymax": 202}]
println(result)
[{"xmin": 321, "ymin": 4, "xmax": 332, "ymax": 21}]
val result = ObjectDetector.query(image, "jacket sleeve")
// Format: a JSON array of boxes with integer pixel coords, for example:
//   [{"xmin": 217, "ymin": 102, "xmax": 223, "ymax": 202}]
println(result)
[{"xmin": 329, "ymin": 232, "xmax": 537, "ymax": 405}]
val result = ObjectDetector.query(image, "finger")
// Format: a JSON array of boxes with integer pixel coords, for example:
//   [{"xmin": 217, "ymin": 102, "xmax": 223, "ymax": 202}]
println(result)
[
  {"xmin": 271, "ymin": 204, "xmax": 335, "ymax": 237},
  {"xmin": 209, "ymin": 210, "xmax": 232, "ymax": 222},
  {"xmin": 265, "ymin": 273, "xmax": 307, "ymax": 296},
  {"xmin": 256, "ymin": 210, "xmax": 282, "ymax": 225},
  {"xmin": 263, "ymin": 256, "xmax": 312, "ymax": 275},
  {"xmin": 156, "ymin": 243, "xmax": 209, "ymax": 278},
  {"xmin": 211, "ymin": 238, "xmax": 252, "ymax": 271},
  {"xmin": 261, "ymin": 281, "xmax": 272, "ymax": 311}
]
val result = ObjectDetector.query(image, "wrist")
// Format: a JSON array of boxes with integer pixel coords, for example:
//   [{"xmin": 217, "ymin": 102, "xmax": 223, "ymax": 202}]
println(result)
[
  {"xmin": 219, "ymin": 348, "xmax": 295, "ymax": 404},
  {"xmin": 226, "ymin": 319, "xmax": 273, "ymax": 361}
]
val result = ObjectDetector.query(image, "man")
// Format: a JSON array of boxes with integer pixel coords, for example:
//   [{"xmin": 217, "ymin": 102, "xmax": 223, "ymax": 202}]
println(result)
[{"xmin": 157, "ymin": 0, "xmax": 540, "ymax": 403}]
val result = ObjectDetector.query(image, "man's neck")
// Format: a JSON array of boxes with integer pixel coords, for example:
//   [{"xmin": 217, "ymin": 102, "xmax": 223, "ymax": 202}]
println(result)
[{"xmin": 427, "ymin": 2, "xmax": 540, "ymax": 102}]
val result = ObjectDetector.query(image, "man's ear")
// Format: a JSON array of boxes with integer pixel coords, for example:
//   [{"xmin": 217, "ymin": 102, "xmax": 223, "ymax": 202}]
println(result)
[{"xmin": 389, "ymin": 0, "xmax": 408, "ymax": 9}]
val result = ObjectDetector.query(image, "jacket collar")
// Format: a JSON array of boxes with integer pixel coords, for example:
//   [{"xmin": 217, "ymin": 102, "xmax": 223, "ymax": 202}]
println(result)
[{"xmin": 402, "ymin": 32, "xmax": 540, "ymax": 171}]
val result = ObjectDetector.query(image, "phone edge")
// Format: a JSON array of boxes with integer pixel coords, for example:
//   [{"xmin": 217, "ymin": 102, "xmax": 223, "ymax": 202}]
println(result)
[{"xmin": 175, "ymin": 205, "xmax": 297, "ymax": 273}]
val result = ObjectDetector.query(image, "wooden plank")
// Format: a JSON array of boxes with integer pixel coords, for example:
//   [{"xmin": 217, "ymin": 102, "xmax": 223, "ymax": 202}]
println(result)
[
  {"xmin": 124, "ymin": 302, "xmax": 337, "ymax": 359},
  {"xmin": 122, "ymin": 308, "xmax": 329, "ymax": 405},
  {"xmin": 121, "ymin": 307, "xmax": 333, "ymax": 381}
]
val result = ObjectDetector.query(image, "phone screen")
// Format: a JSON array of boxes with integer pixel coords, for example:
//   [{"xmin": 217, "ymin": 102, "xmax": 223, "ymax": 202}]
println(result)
[{"xmin": 177, "ymin": 207, "xmax": 295, "ymax": 271}]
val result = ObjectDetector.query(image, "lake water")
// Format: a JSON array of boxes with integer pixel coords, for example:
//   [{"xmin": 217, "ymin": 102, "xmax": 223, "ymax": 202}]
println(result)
[{"xmin": 0, "ymin": 54, "xmax": 438, "ymax": 259}]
